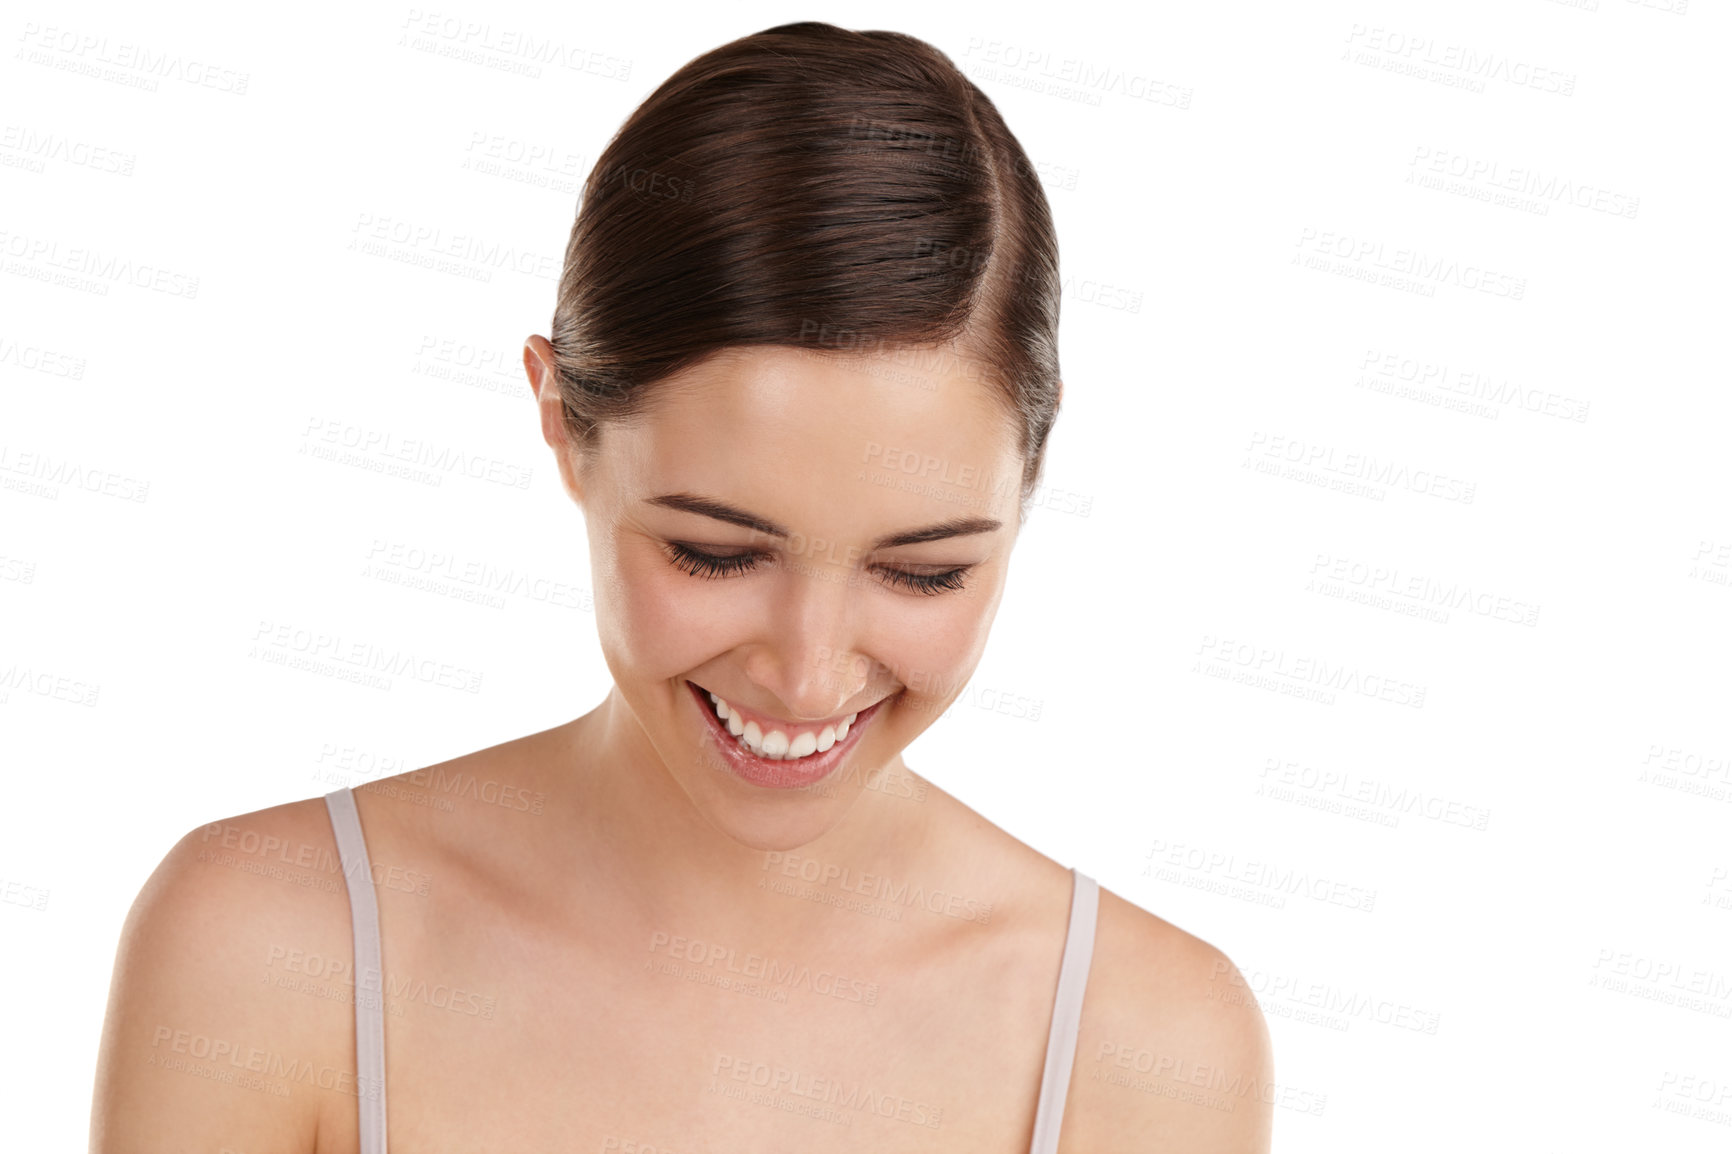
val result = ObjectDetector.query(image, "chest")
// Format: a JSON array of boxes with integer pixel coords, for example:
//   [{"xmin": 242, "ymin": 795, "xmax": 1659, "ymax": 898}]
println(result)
[{"xmin": 327, "ymin": 907, "xmax": 1063, "ymax": 1153}]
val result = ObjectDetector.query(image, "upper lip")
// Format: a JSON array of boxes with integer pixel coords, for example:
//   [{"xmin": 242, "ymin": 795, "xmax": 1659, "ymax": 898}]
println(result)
[{"xmin": 689, "ymin": 680, "xmax": 877, "ymax": 730}]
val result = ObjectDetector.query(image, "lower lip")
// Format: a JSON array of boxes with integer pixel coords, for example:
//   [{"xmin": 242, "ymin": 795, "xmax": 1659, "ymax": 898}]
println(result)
[{"xmin": 685, "ymin": 680, "xmax": 884, "ymax": 790}]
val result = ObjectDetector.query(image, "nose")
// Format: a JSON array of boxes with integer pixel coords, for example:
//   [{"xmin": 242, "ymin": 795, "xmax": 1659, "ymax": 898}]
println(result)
[{"xmin": 740, "ymin": 559, "xmax": 873, "ymax": 720}]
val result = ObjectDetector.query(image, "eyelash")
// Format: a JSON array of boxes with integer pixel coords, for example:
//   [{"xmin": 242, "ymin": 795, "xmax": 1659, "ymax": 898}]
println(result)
[{"xmin": 664, "ymin": 542, "xmax": 971, "ymax": 596}]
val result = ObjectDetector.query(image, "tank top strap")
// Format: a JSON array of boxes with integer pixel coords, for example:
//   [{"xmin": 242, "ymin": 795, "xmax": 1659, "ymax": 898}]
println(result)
[
  {"xmin": 324, "ymin": 787, "xmax": 389, "ymax": 1153},
  {"xmin": 1027, "ymin": 868, "xmax": 1099, "ymax": 1154}
]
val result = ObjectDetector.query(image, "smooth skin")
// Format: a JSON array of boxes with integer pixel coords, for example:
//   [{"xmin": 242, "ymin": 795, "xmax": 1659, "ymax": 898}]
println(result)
[{"xmin": 90, "ymin": 336, "xmax": 1274, "ymax": 1153}]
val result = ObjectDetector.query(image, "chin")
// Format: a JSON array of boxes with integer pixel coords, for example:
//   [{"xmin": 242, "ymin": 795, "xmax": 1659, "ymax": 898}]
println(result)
[{"xmin": 659, "ymin": 732, "xmax": 877, "ymax": 852}]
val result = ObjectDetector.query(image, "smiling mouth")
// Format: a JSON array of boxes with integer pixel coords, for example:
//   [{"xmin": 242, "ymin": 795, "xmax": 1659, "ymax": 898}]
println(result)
[
  {"xmin": 684, "ymin": 680, "xmax": 888, "ymax": 789},
  {"xmin": 699, "ymin": 688, "xmax": 856, "ymax": 760}
]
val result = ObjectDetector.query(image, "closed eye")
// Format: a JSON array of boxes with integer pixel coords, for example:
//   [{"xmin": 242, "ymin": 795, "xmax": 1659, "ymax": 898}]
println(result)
[
  {"xmin": 663, "ymin": 542, "xmax": 972, "ymax": 595},
  {"xmin": 665, "ymin": 541, "xmax": 760, "ymax": 579}
]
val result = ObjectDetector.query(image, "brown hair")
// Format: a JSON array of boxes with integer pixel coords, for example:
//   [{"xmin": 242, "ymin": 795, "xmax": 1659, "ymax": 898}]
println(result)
[{"xmin": 548, "ymin": 20, "xmax": 1062, "ymax": 503}]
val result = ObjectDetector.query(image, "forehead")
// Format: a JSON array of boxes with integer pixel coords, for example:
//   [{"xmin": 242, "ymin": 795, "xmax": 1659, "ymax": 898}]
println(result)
[{"xmin": 605, "ymin": 343, "xmax": 1022, "ymax": 518}]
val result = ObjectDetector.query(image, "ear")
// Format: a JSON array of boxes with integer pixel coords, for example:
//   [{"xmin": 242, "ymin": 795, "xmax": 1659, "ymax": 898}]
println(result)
[{"xmin": 522, "ymin": 335, "xmax": 586, "ymax": 505}]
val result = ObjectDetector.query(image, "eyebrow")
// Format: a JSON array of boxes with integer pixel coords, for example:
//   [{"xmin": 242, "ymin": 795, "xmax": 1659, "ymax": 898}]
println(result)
[{"xmin": 645, "ymin": 493, "xmax": 1001, "ymax": 550}]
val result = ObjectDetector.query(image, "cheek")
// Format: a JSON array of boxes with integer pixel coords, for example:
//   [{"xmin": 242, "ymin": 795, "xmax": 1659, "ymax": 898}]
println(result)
[
  {"xmin": 595, "ymin": 538, "xmax": 748, "ymax": 678},
  {"xmin": 862, "ymin": 586, "xmax": 1001, "ymax": 702}
]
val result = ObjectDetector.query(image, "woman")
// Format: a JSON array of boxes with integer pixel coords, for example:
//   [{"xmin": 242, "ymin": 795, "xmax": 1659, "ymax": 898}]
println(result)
[{"xmin": 91, "ymin": 21, "xmax": 1272, "ymax": 1152}]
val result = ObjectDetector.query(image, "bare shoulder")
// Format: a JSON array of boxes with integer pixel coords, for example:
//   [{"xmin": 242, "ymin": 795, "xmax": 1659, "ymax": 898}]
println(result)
[
  {"xmin": 90, "ymin": 796, "xmax": 361, "ymax": 1153},
  {"xmin": 907, "ymin": 783, "xmax": 1275, "ymax": 1150},
  {"xmin": 1059, "ymin": 885, "xmax": 1275, "ymax": 1154}
]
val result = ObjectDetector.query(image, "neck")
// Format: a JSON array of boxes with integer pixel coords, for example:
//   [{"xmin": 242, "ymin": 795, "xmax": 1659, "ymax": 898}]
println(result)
[{"xmin": 543, "ymin": 686, "xmax": 938, "ymax": 949}]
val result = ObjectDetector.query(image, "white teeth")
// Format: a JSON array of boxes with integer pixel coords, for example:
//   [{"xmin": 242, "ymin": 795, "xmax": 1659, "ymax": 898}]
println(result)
[{"xmin": 705, "ymin": 689, "xmax": 859, "ymax": 762}]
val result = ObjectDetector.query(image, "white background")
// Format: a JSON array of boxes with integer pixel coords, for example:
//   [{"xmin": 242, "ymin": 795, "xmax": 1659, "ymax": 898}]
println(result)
[{"xmin": 3, "ymin": 0, "xmax": 1729, "ymax": 1148}]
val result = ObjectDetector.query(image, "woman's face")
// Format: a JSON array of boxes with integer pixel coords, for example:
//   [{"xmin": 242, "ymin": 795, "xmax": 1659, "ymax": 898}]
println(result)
[{"xmin": 526, "ymin": 339, "xmax": 1029, "ymax": 849}]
